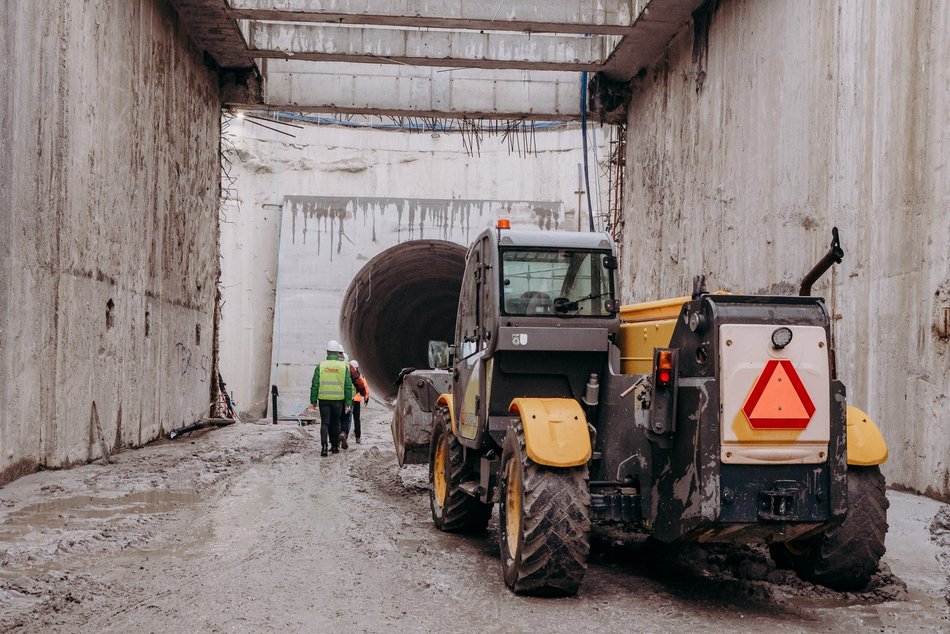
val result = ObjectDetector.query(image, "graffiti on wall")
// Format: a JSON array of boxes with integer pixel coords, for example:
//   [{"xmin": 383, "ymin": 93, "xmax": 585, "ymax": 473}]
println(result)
[{"xmin": 176, "ymin": 341, "xmax": 209, "ymax": 382}]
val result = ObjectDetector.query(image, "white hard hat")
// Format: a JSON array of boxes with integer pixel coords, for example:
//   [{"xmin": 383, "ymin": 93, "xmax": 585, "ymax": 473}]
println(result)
[
  {"xmin": 350, "ymin": 360, "xmax": 359, "ymax": 368},
  {"xmin": 327, "ymin": 340, "xmax": 344, "ymax": 353}
]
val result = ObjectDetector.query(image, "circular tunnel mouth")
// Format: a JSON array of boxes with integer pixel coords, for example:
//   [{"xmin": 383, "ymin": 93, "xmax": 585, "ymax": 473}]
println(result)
[{"xmin": 340, "ymin": 240, "xmax": 466, "ymax": 401}]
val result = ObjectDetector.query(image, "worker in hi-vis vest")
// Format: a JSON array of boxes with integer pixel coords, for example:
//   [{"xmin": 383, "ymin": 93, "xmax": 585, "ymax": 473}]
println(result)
[{"xmin": 310, "ymin": 340, "xmax": 354, "ymax": 456}]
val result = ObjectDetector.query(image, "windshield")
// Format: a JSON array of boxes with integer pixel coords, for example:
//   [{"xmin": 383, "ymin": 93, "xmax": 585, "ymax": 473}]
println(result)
[{"xmin": 500, "ymin": 248, "xmax": 614, "ymax": 317}]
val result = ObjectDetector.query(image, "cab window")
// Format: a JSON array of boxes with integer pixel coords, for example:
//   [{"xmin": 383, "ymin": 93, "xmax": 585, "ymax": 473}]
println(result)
[{"xmin": 500, "ymin": 248, "xmax": 614, "ymax": 317}]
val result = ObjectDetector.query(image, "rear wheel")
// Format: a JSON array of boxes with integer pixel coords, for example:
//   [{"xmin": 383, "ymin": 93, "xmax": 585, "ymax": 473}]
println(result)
[
  {"xmin": 769, "ymin": 466, "xmax": 889, "ymax": 590},
  {"xmin": 498, "ymin": 422, "xmax": 591, "ymax": 596},
  {"xmin": 428, "ymin": 407, "xmax": 491, "ymax": 532}
]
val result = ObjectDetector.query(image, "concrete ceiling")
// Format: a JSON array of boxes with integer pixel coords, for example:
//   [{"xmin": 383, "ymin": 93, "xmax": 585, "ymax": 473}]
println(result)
[{"xmin": 169, "ymin": 0, "xmax": 706, "ymax": 120}]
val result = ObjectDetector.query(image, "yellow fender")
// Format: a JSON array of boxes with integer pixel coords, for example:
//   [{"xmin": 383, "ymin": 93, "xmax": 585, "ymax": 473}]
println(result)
[
  {"xmin": 846, "ymin": 406, "xmax": 888, "ymax": 466},
  {"xmin": 508, "ymin": 398, "xmax": 591, "ymax": 467},
  {"xmin": 436, "ymin": 394, "xmax": 456, "ymax": 436}
]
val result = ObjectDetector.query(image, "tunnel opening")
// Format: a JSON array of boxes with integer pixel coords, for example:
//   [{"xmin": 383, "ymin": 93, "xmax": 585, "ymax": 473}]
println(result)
[{"xmin": 340, "ymin": 240, "xmax": 467, "ymax": 401}]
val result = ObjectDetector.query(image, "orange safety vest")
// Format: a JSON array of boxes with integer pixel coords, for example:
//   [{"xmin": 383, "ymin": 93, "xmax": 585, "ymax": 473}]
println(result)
[{"xmin": 353, "ymin": 376, "xmax": 369, "ymax": 402}]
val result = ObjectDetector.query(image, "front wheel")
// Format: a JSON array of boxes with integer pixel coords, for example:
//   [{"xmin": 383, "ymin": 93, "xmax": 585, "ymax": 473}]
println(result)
[
  {"xmin": 498, "ymin": 422, "xmax": 591, "ymax": 596},
  {"xmin": 769, "ymin": 465, "xmax": 889, "ymax": 590},
  {"xmin": 428, "ymin": 407, "xmax": 491, "ymax": 532}
]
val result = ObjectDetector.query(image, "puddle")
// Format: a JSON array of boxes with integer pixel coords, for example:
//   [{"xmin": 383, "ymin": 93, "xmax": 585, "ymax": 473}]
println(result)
[{"xmin": 0, "ymin": 491, "xmax": 201, "ymax": 539}]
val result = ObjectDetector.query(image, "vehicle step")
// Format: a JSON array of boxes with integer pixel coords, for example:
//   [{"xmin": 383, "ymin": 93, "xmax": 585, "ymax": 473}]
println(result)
[{"xmin": 458, "ymin": 481, "xmax": 481, "ymax": 497}]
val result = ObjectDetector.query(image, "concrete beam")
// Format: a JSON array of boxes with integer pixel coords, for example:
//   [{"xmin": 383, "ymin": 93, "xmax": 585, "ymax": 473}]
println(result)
[
  {"xmin": 600, "ymin": 0, "xmax": 706, "ymax": 79},
  {"xmin": 244, "ymin": 21, "xmax": 611, "ymax": 71},
  {"xmin": 234, "ymin": 60, "xmax": 583, "ymax": 120},
  {"xmin": 168, "ymin": 0, "xmax": 256, "ymax": 68},
  {"xmin": 228, "ymin": 0, "xmax": 646, "ymax": 35}
]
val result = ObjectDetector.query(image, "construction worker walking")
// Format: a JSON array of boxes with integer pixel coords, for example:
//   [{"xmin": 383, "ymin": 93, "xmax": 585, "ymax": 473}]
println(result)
[
  {"xmin": 310, "ymin": 340, "xmax": 354, "ymax": 457},
  {"xmin": 341, "ymin": 360, "xmax": 370, "ymax": 445}
]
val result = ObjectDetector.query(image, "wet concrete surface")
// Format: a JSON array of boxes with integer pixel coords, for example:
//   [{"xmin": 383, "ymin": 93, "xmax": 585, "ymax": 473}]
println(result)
[{"xmin": 1, "ymin": 407, "xmax": 948, "ymax": 632}]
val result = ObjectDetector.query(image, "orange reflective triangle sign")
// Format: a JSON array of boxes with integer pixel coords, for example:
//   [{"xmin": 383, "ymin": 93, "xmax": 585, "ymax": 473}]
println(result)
[{"xmin": 741, "ymin": 359, "xmax": 816, "ymax": 430}]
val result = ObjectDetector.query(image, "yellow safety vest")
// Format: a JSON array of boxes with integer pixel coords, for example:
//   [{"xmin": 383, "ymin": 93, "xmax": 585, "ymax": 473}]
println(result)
[{"xmin": 317, "ymin": 359, "xmax": 348, "ymax": 400}]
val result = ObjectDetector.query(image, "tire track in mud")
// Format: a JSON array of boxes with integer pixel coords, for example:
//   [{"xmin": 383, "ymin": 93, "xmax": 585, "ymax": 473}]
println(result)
[{"xmin": 348, "ymin": 446, "xmax": 429, "ymax": 499}]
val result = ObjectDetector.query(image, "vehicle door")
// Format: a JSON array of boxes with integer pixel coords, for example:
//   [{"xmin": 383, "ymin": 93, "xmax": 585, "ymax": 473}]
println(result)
[{"xmin": 455, "ymin": 237, "xmax": 489, "ymax": 443}]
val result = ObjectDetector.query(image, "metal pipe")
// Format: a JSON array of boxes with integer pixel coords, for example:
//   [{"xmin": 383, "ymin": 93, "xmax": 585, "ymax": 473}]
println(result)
[
  {"xmin": 800, "ymin": 227, "xmax": 844, "ymax": 296},
  {"xmin": 340, "ymin": 240, "xmax": 467, "ymax": 401}
]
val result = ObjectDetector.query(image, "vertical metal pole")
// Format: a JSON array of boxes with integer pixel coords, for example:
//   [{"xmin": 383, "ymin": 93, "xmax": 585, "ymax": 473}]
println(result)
[
  {"xmin": 271, "ymin": 384, "xmax": 278, "ymax": 424},
  {"xmin": 574, "ymin": 163, "xmax": 585, "ymax": 233}
]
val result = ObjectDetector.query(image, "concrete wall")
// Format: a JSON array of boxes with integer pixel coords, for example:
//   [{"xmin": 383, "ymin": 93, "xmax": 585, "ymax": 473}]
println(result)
[
  {"xmin": 621, "ymin": 0, "xmax": 950, "ymax": 499},
  {"xmin": 0, "ymin": 1, "xmax": 221, "ymax": 483},
  {"xmin": 219, "ymin": 119, "xmax": 610, "ymax": 416}
]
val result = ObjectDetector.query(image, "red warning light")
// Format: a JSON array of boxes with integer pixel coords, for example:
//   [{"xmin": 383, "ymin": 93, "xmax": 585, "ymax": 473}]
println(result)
[
  {"xmin": 741, "ymin": 359, "xmax": 816, "ymax": 430},
  {"xmin": 655, "ymin": 349, "xmax": 674, "ymax": 387}
]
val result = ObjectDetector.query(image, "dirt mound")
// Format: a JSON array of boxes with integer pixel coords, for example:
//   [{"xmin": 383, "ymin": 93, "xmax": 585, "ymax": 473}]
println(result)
[
  {"xmin": 348, "ymin": 446, "xmax": 429, "ymax": 498},
  {"xmin": 930, "ymin": 504, "xmax": 950, "ymax": 604},
  {"xmin": 590, "ymin": 529, "xmax": 907, "ymax": 612}
]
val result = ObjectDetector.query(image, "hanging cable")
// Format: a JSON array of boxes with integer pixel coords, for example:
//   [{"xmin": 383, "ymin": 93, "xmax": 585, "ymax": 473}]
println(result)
[{"xmin": 581, "ymin": 72, "xmax": 595, "ymax": 232}]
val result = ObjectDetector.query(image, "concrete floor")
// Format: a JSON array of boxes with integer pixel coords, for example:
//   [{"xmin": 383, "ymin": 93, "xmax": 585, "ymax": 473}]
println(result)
[{"xmin": 1, "ymin": 407, "xmax": 948, "ymax": 632}]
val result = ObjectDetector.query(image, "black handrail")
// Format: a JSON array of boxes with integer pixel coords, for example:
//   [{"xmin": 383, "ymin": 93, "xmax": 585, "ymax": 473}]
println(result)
[{"xmin": 800, "ymin": 227, "xmax": 844, "ymax": 296}]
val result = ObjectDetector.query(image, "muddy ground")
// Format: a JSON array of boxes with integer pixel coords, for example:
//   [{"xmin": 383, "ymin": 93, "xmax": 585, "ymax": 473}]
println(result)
[{"xmin": 1, "ymin": 406, "xmax": 948, "ymax": 633}]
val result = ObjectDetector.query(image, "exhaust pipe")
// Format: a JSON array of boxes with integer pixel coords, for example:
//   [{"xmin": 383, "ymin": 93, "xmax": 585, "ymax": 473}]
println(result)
[
  {"xmin": 800, "ymin": 227, "xmax": 844, "ymax": 297},
  {"xmin": 339, "ymin": 240, "xmax": 466, "ymax": 401}
]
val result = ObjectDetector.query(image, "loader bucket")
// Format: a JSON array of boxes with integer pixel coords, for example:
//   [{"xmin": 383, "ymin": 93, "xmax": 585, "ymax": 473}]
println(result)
[{"xmin": 391, "ymin": 369, "xmax": 453, "ymax": 466}]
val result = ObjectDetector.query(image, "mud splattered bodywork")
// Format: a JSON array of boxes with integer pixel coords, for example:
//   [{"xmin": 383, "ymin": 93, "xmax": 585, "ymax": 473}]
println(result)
[
  {"xmin": 392, "ymin": 370, "xmax": 452, "ymax": 467},
  {"xmin": 587, "ymin": 294, "xmax": 850, "ymax": 545}
]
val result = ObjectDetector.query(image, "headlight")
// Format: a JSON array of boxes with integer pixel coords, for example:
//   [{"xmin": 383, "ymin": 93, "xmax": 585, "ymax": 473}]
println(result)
[{"xmin": 771, "ymin": 327, "xmax": 793, "ymax": 349}]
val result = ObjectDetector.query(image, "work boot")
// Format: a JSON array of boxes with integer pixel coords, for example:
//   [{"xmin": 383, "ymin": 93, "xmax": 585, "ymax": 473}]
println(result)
[
  {"xmin": 355, "ymin": 436, "xmax": 361, "ymax": 444},
  {"xmin": 331, "ymin": 446, "xmax": 340, "ymax": 454},
  {"xmin": 320, "ymin": 447, "xmax": 328, "ymax": 457},
  {"xmin": 339, "ymin": 433, "xmax": 349, "ymax": 450}
]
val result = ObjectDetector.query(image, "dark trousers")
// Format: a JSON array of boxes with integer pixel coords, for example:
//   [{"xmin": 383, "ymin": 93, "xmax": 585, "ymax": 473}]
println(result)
[
  {"xmin": 318, "ymin": 400, "xmax": 343, "ymax": 450},
  {"xmin": 340, "ymin": 407, "xmax": 351, "ymax": 436},
  {"xmin": 341, "ymin": 401, "xmax": 362, "ymax": 438},
  {"xmin": 352, "ymin": 401, "xmax": 362, "ymax": 439}
]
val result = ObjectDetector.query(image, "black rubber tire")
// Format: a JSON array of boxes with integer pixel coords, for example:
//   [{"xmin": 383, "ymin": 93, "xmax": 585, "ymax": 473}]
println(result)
[
  {"xmin": 769, "ymin": 466, "xmax": 889, "ymax": 590},
  {"xmin": 428, "ymin": 407, "xmax": 491, "ymax": 532},
  {"xmin": 498, "ymin": 422, "xmax": 591, "ymax": 596}
]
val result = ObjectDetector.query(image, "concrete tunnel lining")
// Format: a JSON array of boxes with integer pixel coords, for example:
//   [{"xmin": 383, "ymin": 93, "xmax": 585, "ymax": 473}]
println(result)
[{"xmin": 340, "ymin": 240, "xmax": 467, "ymax": 400}]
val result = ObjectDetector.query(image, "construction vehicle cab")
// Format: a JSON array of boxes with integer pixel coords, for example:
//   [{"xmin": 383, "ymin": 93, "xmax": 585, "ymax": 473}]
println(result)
[
  {"xmin": 449, "ymin": 228, "xmax": 617, "ymax": 452},
  {"xmin": 390, "ymin": 224, "xmax": 888, "ymax": 597}
]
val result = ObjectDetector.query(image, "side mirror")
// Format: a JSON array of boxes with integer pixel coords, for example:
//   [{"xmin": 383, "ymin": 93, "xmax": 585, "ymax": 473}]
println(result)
[{"xmin": 428, "ymin": 340, "xmax": 451, "ymax": 370}]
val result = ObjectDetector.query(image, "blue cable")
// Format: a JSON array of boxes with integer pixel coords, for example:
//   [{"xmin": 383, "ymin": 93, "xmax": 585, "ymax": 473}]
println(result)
[{"xmin": 581, "ymin": 72, "xmax": 595, "ymax": 232}]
